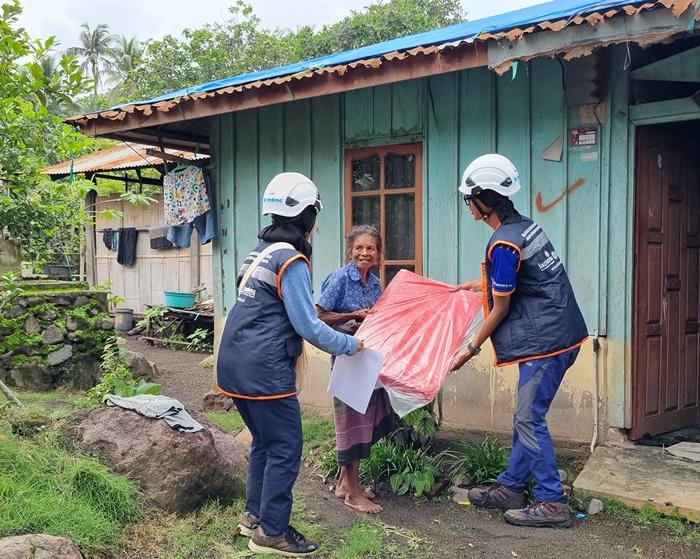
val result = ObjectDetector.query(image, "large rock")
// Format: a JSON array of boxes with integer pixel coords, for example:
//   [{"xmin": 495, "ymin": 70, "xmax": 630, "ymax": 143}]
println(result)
[
  {"xmin": 0, "ymin": 534, "xmax": 83, "ymax": 559},
  {"xmin": 66, "ymin": 406, "xmax": 247, "ymax": 515},
  {"xmin": 124, "ymin": 350, "xmax": 158, "ymax": 380},
  {"xmin": 10, "ymin": 361, "xmax": 52, "ymax": 390}
]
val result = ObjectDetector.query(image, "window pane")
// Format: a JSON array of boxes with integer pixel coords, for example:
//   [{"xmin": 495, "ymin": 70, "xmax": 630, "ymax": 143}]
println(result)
[
  {"xmin": 385, "ymin": 153, "xmax": 416, "ymax": 190},
  {"xmin": 352, "ymin": 196, "xmax": 380, "ymax": 229},
  {"xmin": 385, "ymin": 194, "xmax": 414, "ymax": 260},
  {"xmin": 352, "ymin": 155, "xmax": 380, "ymax": 192},
  {"xmin": 384, "ymin": 265, "xmax": 415, "ymax": 285}
]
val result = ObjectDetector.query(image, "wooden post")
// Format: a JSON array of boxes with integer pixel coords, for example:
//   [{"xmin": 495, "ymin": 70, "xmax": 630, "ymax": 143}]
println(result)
[{"xmin": 0, "ymin": 378, "xmax": 22, "ymax": 407}]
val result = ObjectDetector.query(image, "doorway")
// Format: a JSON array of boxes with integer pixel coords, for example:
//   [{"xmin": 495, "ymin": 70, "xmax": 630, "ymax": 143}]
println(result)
[{"xmin": 631, "ymin": 124, "xmax": 700, "ymax": 440}]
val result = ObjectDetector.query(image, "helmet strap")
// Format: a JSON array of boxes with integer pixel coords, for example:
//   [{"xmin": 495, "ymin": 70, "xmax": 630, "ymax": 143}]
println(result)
[{"xmin": 471, "ymin": 197, "xmax": 491, "ymax": 220}]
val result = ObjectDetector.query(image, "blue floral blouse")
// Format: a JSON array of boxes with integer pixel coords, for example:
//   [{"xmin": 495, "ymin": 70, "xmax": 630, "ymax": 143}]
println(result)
[{"xmin": 317, "ymin": 261, "xmax": 382, "ymax": 313}]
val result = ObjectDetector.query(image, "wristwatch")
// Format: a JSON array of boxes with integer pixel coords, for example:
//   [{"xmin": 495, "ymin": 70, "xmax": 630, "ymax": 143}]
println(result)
[{"xmin": 467, "ymin": 342, "xmax": 481, "ymax": 355}]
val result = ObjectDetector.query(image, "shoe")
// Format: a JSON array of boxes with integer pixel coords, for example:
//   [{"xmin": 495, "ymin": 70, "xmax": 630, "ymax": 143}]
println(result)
[
  {"xmin": 504, "ymin": 500, "xmax": 572, "ymax": 528},
  {"xmin": 237, "ymin": 511, "xmax": 260, "ymax": 537},
  {"xmin": 467, "ymin": 483, "xmax": 527, "ymax": 511},
  {"xmin": 248, "ymin": 525, "xmax": 319, "ymax": 556}
]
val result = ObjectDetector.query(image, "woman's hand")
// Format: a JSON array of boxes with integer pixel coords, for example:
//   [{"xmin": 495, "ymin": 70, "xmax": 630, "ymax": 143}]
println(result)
[
  {"xmin": 353, "ymin": 308, "xmax": 376, "ymax": 321},
  {"xmin": 450, "ymin": 280, "xmax": 481, "ymax": 292}
]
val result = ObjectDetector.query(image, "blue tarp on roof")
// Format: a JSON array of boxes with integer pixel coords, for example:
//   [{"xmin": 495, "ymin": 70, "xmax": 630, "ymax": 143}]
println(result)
[{"xmin": 123, "ymin": 0, "xmax": 643, "ymax": 108}]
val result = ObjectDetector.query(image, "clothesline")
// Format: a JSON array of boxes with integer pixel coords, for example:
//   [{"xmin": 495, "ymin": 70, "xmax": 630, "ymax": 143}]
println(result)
[{"xmin": 98, "ymin": 228, "xmax": 150, "ymax": 233}]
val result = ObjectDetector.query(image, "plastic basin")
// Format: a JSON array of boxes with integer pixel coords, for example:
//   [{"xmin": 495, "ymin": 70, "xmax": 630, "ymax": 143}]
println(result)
[{"xmin": 164, "ymin": 291, "xmax": 197, "ymax": 308}]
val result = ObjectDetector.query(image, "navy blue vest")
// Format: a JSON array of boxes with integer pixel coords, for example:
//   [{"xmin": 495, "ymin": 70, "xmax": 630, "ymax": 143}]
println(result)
[
  {"xmin": 216, "ymin": 241, "xmax": 308, "ymax": 398},
  {"xmin": 484, "ymin": 216, "xmax": 588, "ymax": 366}
]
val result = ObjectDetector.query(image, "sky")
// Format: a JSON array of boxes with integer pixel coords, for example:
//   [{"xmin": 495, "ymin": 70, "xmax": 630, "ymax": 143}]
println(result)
[{"xmin": 17, "ymin": 0, "xmax": 544, "ymax": 51}]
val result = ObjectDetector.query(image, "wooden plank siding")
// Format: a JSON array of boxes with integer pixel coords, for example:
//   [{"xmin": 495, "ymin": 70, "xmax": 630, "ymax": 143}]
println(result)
[
  {"xmin": 212, "ymin": 62, "xmax": 603, "ymax": 333},
  {"xmin": 94, "ymin": 193, "xmax": 214, "ymax": 314}
]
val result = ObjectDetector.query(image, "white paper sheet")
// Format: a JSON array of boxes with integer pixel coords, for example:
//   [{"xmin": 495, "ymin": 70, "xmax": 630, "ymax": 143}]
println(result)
[{"xmin": 328, "ymin": 348, "xmax": 384, "ymax": 414}]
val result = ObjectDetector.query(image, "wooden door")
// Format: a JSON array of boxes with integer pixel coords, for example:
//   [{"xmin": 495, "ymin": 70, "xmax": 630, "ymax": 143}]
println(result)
[{"xmin": 631, "ymin": 126, "xmax": 700, "ymax": 439}]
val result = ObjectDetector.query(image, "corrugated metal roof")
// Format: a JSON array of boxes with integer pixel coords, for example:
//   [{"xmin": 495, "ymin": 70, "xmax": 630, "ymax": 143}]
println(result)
[
  {"xmin": 66, "ymin": 0, "xmax": 699, "ymax": 127},
  {"xmin": 40, "ymin": 143, "xmax": 209, "ymax": 177}
]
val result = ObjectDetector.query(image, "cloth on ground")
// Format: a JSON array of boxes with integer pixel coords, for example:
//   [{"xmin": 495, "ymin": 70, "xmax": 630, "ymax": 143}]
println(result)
[
  {"xmin": 116, "ymin": 227, "xmax": 139, "ymax": 266},
  {"xmin": 104, "ymin": 394, "xmax": 205, "ymax": 432},
  {"xmin": 163, "ymin": 166, "xmax": 211, "ymax": 225},
  {"xmin": 167, "ymin": 209, "xmax": 215, "ymax": 248}
]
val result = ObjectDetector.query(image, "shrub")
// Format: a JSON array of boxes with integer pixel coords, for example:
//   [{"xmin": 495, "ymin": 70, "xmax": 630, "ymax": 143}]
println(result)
[{"xmin": 441, "ymin": 435, "xmax": 510, "ymax": 486}]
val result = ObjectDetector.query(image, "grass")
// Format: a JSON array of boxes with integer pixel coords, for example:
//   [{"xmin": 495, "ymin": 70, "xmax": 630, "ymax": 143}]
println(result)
[
  {"xmin": 203, "ymin": 411, "xmax": 245, "ymax": 435},
  {"xmin": 574, "ymin": 491, "xmax": 700, "ymax": 545},
  {"xmin": 0, "ymin": 417, "xmax": 141, "ymax": 554},
  {"xmin": 439, "ymin": 434, "xmax": 509, "ymax": 485},
  {"xmin": 3, "ymin": 392, "xmax": 699, "ymax": 557}
]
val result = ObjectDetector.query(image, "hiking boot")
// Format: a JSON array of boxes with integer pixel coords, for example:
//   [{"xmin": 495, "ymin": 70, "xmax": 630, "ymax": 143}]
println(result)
[
  {"xmin": 237, "ymin": 511, "xmax": 260, "ymax": 537},
  {"xmin": 467, "ymin": 483, "xmax": 527, "ymax": 511},
  {"xmin": 504, "ymin": 500, "xmax": 571, "ymax": 528},
  {"xmin": 248, "ymin": 525, "xmax": 319, "ymax": 556}
]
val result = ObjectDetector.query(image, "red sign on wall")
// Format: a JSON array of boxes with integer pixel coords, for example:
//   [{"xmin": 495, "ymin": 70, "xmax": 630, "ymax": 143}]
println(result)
[{"xmin": 570, "ymin": 127, "xmax": 597, "ymax": 147}]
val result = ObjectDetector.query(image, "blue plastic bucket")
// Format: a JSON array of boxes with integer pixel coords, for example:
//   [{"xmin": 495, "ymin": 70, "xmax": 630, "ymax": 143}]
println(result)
[{"xmin": 164, "ymin": 291, "xmax": 197, "ymax": 308}]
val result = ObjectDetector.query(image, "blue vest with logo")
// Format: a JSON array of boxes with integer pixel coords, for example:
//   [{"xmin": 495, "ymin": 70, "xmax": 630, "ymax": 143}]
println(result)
[
  {"xmin": 483, "ymin": 216, "xmax": 588, "ymax": 366},
  {"xmin": 216, "ymin": 241, "xmax": 308, "ymax": 398}
]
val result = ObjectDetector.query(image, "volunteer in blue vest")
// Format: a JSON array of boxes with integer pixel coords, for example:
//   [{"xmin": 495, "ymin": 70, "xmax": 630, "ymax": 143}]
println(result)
[
  {"xmin": 448, "ymin": 154, "xmax": 588, "ymax": 529},
  {"xmin": 217, "ymin": 172, "xmax": 363, "ymax": 557}
]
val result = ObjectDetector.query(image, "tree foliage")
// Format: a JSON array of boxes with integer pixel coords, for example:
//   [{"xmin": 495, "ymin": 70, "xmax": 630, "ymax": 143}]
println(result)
[
  {"xmin": 0, "ymin": 0, "xmax": 93, "ymax": 263},
  {"xmin": 130, "ymin": 0, "xmax": 466, "ymax": 101}
]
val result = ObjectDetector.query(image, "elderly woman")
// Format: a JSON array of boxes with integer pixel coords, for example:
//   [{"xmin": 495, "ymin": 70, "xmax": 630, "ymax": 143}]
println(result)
[{"xmin": 315, "ymin": 225, "xmax": 394, "ymax": 514}]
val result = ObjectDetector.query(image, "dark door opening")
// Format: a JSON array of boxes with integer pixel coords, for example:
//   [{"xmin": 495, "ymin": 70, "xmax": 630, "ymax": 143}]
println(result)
[{"xmin": 631, "ymin": 124, "xmax": 700, "ymax": 440}]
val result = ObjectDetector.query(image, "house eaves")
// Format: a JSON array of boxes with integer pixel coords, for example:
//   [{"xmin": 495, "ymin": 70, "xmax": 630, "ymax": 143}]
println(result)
[
  {"xmin": 66, "ymin": 0, "xmax": 700, "ymax": 144},
  {"xmin": 40, "ymin": 142, "xmax": 208, "ymax": 179}
]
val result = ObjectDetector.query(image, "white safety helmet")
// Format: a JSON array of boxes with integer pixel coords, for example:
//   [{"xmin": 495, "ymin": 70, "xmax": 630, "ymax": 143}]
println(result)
[
  {"xmin": 459, "ymin": 154, "xmax": 521, "ymax": 197},
  {"xmin": 261, "ymin": 172, "xmax": 323, "ymax": 217}
]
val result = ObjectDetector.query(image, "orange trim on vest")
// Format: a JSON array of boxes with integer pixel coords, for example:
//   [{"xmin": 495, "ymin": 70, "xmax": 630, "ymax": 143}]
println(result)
[
  {"xmin": 216, "ymin": 385, "xmax": 297, "ymax": 400},
  {"xmin": 492, "ymin": 336, "xmax": 588, "ymax": 368},
  {"xmin": 480, "ymin": 261, "xmax": 489, "ymax": 318},
  {"xmin": 277, "ymin": 254, "xmax": 311, "ymax": 299}
]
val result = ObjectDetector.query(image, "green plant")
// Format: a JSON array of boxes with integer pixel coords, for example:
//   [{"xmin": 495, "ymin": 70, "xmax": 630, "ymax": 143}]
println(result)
[
  {"xmin": 388, "ymin": 445, "xmax": 442, "ymax": 498},
  {"xmin": 440, "ymin": 435, "xmax": 510, "ymax": 486},
  {"xmin": 87, "ymin": 337, "xmax": 161, "ymax": 402},
  {"xmin": 392, "ymin": 406, "xmax": 436, "ymax": 448},
  {"xmin": 136, "ymin": 305, "xmax": 168, "ymax": 329},
  {"xmin": 185, "ymin": 328, "xmax": 213, "ymax": 353},
  {"xmin": 0, "ymin": 270, "xmax": 24, "ymax": 310},
  {"xmin": 93, "ymin": 280, "xmax": 125, "ymax": 309}
]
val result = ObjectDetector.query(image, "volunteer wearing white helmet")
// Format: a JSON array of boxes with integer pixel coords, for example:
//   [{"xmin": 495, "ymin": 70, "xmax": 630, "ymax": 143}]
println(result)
[
  {"xmin": 217, "ymin": 172, "xmax": 362, "ymax": 556},
  {"xmin": 449, "ymin": 154, "xmax": 587, "ymax": 528}
]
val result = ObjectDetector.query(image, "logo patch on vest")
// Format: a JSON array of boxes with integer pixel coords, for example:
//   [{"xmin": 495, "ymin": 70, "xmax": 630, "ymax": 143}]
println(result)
[
  {"xmin": 537, "ymin": 250, "xmax": 562, "ymax": 272},
  {"xmin": 241, "ymin": 286, "xmax": 256, "ymax": 299}
]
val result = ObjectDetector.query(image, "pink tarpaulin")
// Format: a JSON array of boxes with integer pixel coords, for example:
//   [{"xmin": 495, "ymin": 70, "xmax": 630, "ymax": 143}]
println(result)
[{"xmin": 356, "ymin": 270, "xmax": 483, "ymax": 417}]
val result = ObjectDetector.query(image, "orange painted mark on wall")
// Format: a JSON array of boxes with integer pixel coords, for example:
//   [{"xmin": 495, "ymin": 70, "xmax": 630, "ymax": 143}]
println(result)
[{"xmin": 535, "ymin": 178, "xmax": 585, "ymax": 212}]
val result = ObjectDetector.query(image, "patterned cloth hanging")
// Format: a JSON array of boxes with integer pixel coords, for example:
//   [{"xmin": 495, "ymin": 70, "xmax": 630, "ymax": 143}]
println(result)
[{"xmin": 163, "ymin": 166, "xmax": 211, "ymax": 225}]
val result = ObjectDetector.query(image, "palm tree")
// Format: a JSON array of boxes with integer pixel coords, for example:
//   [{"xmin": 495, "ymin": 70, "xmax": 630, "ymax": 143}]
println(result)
[
  {"xmin": 105, "ymin": 35, "xmax": 141, "ymax": 103},
  {"xmin": 66, "ymin": 23, "xmax": 116, "ymax": 95}
]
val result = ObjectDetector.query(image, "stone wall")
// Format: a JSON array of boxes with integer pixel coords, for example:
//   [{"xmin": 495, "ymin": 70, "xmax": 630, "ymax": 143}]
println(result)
[{"xmin": 0, "ymin": 280, "xmax": 114, "ymax": 390}]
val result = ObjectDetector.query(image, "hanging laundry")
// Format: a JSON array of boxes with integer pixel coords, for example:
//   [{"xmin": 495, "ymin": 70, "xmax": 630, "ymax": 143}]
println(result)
[
  {"xmin": 163, "ymin": 166, "xmax": 210, "ymax": 226},
  {"xmin": 117, "ymin": 227, "xmax": 139, "ymax": 266},
  {"xmin": 167, "ymin": 209, "xmax": 215, "ymax": 248},
  {"xmin": 102, "ymin": 228, "xmax": 112, "ymax": 250}
]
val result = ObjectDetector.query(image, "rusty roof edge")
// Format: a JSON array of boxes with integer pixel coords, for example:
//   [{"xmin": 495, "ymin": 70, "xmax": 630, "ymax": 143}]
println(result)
[
  {"xmin": 486, "ymin": 4, "xmax": 697, "ymax": 74},
  {"xmin": 64, "ymin": 0, "xmax": 695, "ymax": 131}
]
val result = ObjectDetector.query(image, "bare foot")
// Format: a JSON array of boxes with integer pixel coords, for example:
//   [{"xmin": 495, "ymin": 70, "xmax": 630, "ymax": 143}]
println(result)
[
  {"xmin": 335, "ymin": 485, "xmax": 375, "ymax": 499},
  {"xmin": 344, "ymin": 494, "xmax": 383, "ymax": 514}
]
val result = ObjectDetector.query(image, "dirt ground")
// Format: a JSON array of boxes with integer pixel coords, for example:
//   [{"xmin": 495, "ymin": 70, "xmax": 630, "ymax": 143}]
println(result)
[{"xmin": 120, "ymin": 335, "xmax": 700, "ymax": 559}]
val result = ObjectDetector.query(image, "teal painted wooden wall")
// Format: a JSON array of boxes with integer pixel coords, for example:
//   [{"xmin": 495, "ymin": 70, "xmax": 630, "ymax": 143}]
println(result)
[{"xmin": 211, "ymin": 58, "xmax": 626, "ymax": 346}]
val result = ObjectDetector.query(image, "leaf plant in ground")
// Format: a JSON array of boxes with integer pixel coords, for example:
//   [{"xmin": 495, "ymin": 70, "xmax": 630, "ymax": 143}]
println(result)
[
  {"xmin": 0, "ymin": 270, "xmax": 24, "ymax": 311},
  {"xmin": 440, "ymin": 434, "xmax": 510, "ymax": 486},
  {"xmin": 87, "ymin": 336, "xmax": 161, "ymax": 403}
]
